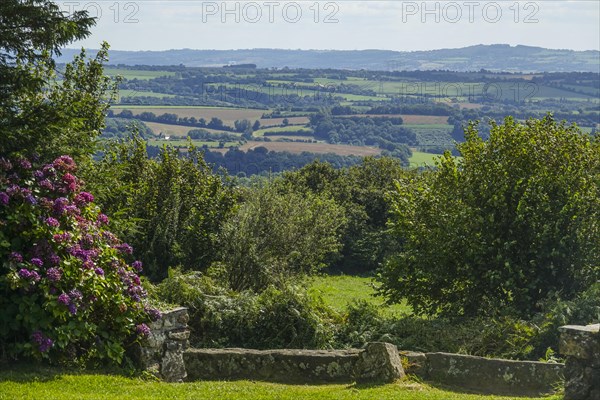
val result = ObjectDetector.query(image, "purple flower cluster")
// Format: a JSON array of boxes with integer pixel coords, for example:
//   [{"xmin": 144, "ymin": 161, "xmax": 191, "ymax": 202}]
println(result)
[
  {"xmin": 60, "ymin": 173, "xmax": 78, "ymax": 193},
  {"xmin": 53, "ymin": 197, "xmax": 69, "ymax": 215},
  {"xmin": 53, "ymin": 232, "xmax": 72, "ymax": 243},
  {"xmin": 39, "ymin": 179, "xmax": 54, "ymax": 190},
  {"xmin": 52, "ymin": 155, "xmax": 76, "ymax": 173},
  {"xmin": 17, "ymin": 158, "xmax": 32, "ymax": 170},
  {"xmin": 45, "ymin": 217, "xmax": 60, "ymax": 227},
  {"xmin": 74, "ymin": 192, "xmax": 94, "ymax": 206},
  {"xmin": 2, "ymin": 155, "xmax": 155, "ymax": 360},
  {"xmin": 18, "ymin": 268, "xmax": 41, "ymax": 282},
  {"xmin": 68, "ymin": 245, "xmax": 98, "ymax": 263},
  {"xmin": 145, "ymin": 307, "xmax": 162, "ymax": 322},
  {"xmin": 97, "ymin": 213, "xmax": 109, "ymax": 225},
  {"xmin": 135, "ymin": 323, "xmax": 151, "ymax": 337},
  {"xmin": 58, "ymin": 293, "xmax": 70, "ymax": 305},
  {"xmin": 31, "ymin": 331, "xmax": 53, "ymax": 353},
  {"xmin": 68, "ymin": 289, "xmax": 83, "ymax": 301},
  {"xmin": 115, "ymin": 243, "xmax": 133, "ymax": 255},
  {"xmin": 46, "ymin": 267, "xmax": 62, "ymax": 282},
  {"xmin": 30, "ymin": 258, "xmax": 43, "ymax": 267},
  {"xmin": 9, "ymin": 252, "xmax": 23, "ymax": 263},
  {"xmin": 132, "ymin": 261, "xmax": 143, "ymax": 273}
]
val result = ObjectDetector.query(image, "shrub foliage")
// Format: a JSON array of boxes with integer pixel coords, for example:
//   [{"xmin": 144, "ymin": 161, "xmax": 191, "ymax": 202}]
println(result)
[
  {"xmin": 379, "ymin": 115, "xmax": 600, "ymax": 318},
  {"xmin": 0, "ymin": 155, "xmax": 158, "ymax": 364}
]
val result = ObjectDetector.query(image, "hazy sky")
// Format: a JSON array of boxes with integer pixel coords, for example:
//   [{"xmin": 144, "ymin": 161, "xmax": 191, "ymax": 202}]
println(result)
[{"xmin": 64, "ymin": 1, "xmax": 600, "ymax": 51}]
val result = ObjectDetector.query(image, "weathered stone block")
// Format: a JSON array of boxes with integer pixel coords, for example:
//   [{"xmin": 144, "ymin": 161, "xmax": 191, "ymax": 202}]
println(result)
[
  {"xmin": 161, "ymin": 350, "xmax": 187, "ymax": 383},
  {"xmin": 134, "ymin": 307, "xmax": 190, "ymax": 382},
  {"xmin": 353, "ymin": 342, "xmax": 405, "ymax": 383},
  {"xmin": 559, "ymin": 324, "xmax": 600, "ymax": 400},
  {"xmin": 559, "ymin": 324, "xmax": 600, "ymax": 360},
  {"xmin": 184, "ymin": 348, "xmax": 361, "ymax": 383},
  {"xmin": 168, "ymin": 329, "xmax": 190, "ymax": 341}
]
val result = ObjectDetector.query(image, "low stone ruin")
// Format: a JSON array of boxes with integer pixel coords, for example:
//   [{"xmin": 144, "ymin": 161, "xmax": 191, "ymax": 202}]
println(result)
[{"xmin": 135, "ymin": 308, "xmax": 600, "ymax": 399}]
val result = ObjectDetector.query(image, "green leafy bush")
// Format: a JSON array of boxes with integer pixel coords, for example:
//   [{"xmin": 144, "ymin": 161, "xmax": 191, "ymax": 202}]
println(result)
[
  {"xmin": 0, "ymin": 155, "xmax": 159, "ymax": 365},
  {"xmin": 380, "ymin": 116, "xmax": 600, "ymax": 318},
  {"xmin": 218, "ymin": 185, "xmax": 346, "ymax": 291},
  {"xmin": 83, "ymin": 137, "xmax": 237, "ymax": 281},
  {"xmin": 157, "ymin": 269, "xmax": 336, "ymax": 349}
]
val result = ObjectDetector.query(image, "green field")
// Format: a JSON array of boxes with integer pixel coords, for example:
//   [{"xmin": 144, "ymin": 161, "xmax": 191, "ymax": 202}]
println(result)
[
  {"xmin": 254, "ymin": 126, "xmax": 313, "ymax": 137},
  {"xmin": 104, "ymin": 68, "xmax": 176, "ymax": 80},
  {"xmin": 110, "ymin": 106, "xmax": 267, "ymax": 126},
  {"xmin": 309, "ymin": 275, "xmax": 411, "ymax": 316},
  {"xmin": 0, "ymin": 367, "xmax": 560, "ymax": 400},
  {"xmin": 408, "ymin": 151, "xmax": 442, "ymax": 167},
  {"xmin": 117, "ymin": 90, "xmax": 177, "ymax": 99},
  {"xmin": 147, "ymin": 139, "xmax": 241, "ymax": 149}
]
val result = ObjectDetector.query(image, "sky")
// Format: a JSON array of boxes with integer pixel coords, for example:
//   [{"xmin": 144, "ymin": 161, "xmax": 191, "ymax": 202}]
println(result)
[{"xmin": 63, "ymin": 1, "xmax": 600, "ymax": 51}]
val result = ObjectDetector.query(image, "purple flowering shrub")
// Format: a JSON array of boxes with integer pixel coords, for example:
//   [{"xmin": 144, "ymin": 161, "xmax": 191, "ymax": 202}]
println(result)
[{"xmin": 0, "ymin": 155, "xmax": 160, "ymax": 364}]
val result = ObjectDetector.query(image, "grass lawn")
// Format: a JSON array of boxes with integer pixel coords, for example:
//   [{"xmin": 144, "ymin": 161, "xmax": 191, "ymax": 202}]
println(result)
[
  {"xmin": 0, "ymin": 367, "xmax": 561, "ymax": 400},
  {"xmin": 309, "ymin": 275, "xmax": 411, "ymax": 316}
]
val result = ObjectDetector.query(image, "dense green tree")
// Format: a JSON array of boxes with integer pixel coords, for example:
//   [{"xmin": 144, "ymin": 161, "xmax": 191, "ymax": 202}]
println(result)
[
  {"xmin": 217, "ymin": 185, "xmax": 346, "ymax": 291},
  {"xmin": 83, "ymin": 137, "xmax": 237, "ymax": 281},
  {"xmin": 279, "ymin": 157, "xmax": 406, "ymax": 273},
  {"xmin": 379, "ymin": 116, "xmax": 600, "ymax": 318},
  {"xmin": 1, "ymin": 1, "xmax": 115, "ymax": 163}
]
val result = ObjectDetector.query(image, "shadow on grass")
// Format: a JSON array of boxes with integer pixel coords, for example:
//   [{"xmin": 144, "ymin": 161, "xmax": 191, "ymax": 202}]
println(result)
[{"xmin": 0, "ymin": 361, "xmax": 134, "ymax": 384}]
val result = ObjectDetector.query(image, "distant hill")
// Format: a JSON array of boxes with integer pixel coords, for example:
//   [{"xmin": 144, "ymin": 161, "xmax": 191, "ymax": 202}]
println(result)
[{"xmin": 56, "ymin": 45, "xmax": 600, "ymax": 72}]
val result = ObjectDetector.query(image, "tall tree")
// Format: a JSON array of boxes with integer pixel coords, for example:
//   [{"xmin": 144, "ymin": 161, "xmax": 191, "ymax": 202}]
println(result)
[
  {"xmin": 379, "ymin": 116, "xmax": 600, "ymax": 318},
  {"xmin": 1, "ymin": 0, "xmax": 114, "ymax": 162}
]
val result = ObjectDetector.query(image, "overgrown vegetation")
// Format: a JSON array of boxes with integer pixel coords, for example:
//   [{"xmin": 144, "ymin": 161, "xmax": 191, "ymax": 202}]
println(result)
[{"xmin": 1, "ymin": 0, "xmax": 598, "ymax": 384}]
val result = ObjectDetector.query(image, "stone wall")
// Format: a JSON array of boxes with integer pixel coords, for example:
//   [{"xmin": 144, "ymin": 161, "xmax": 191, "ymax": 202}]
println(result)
[
  {"xmin": 401, "ymin": 351, "xmax": 564, "ymax": 396},
  {"xmin": 133, "ymin": 309, "xmax": 569, "ymax": 396},
  {"xmin": 559, "ymin": 324, "xmax": 600, "ymax": 400},
  {"xmin": 134, "ymin": 307, "xmax": 190, "ymax": 382},
  {"xmin": 184, "ymin": 342, "xmax": 405, "ymax": 384}
]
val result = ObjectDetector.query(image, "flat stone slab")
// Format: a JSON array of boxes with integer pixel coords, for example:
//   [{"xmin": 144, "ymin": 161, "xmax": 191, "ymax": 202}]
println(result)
[
  {"xmin": 424, "ymin": 352, "xmax": 564, "ymax": 396},
  {"xmin": 559, "ymin": 324, "xmax": 600, "ymax": 361}
]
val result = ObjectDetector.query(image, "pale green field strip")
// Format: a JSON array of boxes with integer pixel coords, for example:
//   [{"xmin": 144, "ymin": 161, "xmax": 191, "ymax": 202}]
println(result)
[
  {"xmin": 266, "ymin": 78, "xmax": 596, "ymax": 100},
  {"xmin": 144, "ymin": 121, "xmax": 241, "ymax": 137},
  {"xmin": 147, "ymin": 140, "xmax": 240, "ymax": 148},
  {"xmin": 408, "ymin": 151, "xmax": 442, "ymax": 168},
  {"xmin": 103, "ymin": 68, "xmax": 176, "ymax": 80},
  {"xmin": 117, "ymin": 90, "xmax": 177, "ymax": 99},
  {"xmin": 254, "ymin": 126, "xmax": 313, "ymax": 137},
  {"xmin": 403, "ymin": 124, "xmax": 453, "ymax": 130},
  {"xmin": 238, "ymin": 142, "xmax": 381, "ymax": 156}
]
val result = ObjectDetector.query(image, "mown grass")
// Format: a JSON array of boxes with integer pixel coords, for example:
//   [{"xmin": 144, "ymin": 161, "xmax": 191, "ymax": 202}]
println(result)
[
  {"xmin": 0, "ymin": 366, "xmax": 561, "ymax": 400},
  {"xmin": 309, "ymin": 275, "xmax": 411, "ymax": 316}
]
